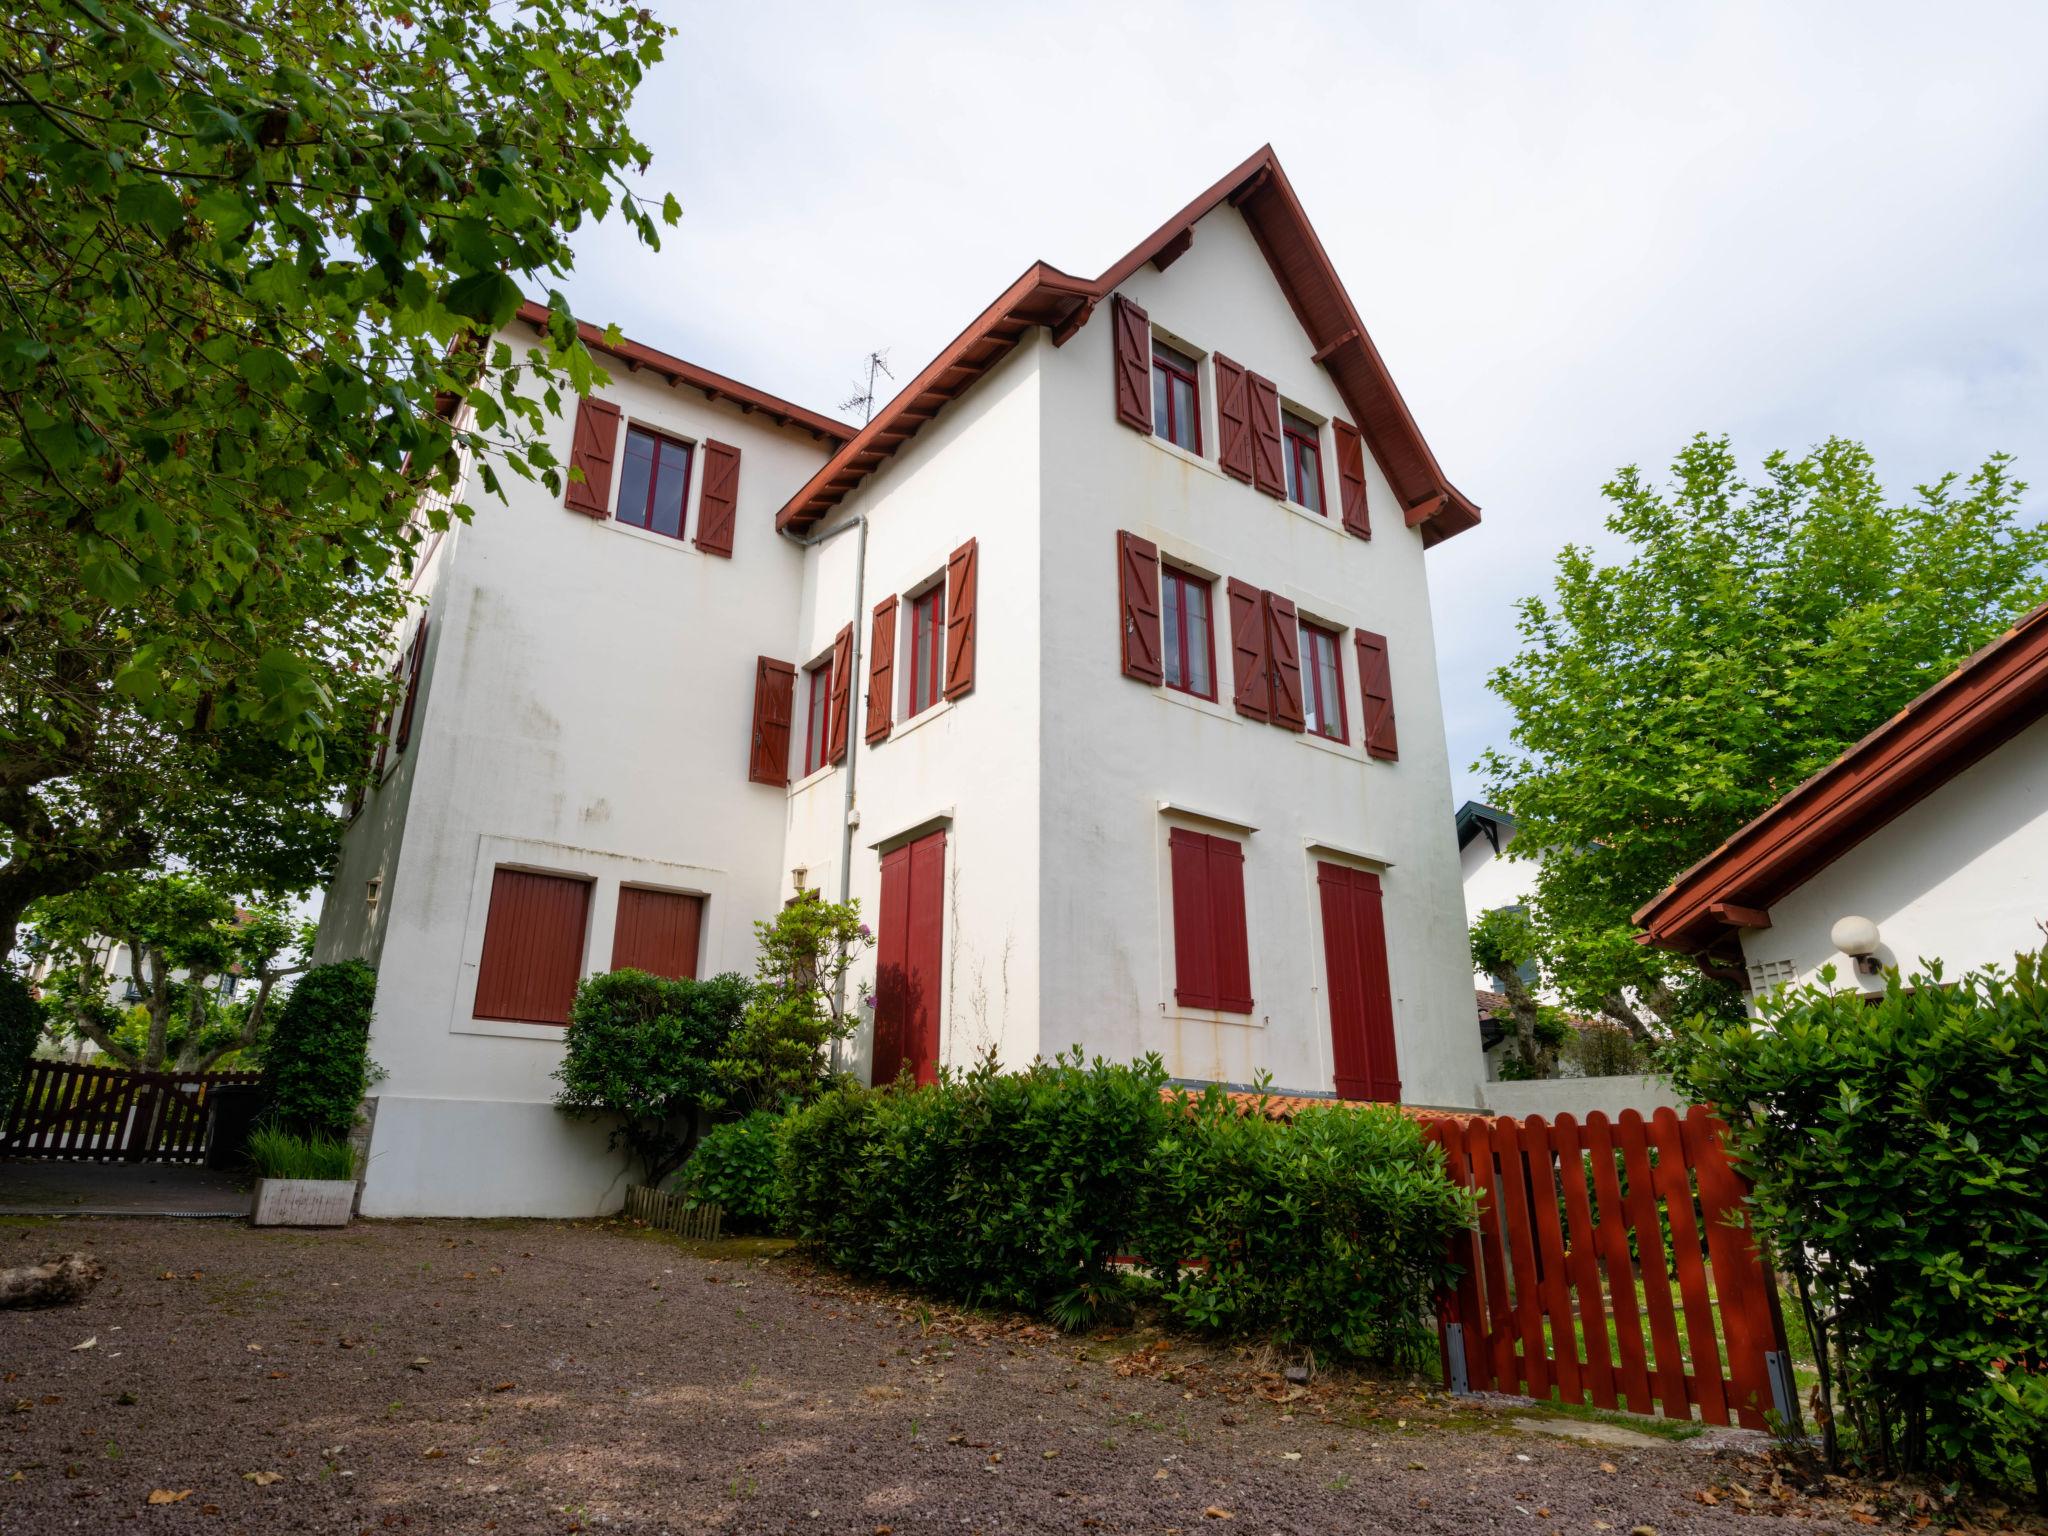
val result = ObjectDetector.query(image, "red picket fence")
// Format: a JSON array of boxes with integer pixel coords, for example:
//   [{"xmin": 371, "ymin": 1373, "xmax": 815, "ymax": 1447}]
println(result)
[
  {"xmin": 1425, "ymin": 1105, "xmax": 1799, "ymax": 1431},
  {"xmin": 1, "ymin": 1060, "xmax": 260, "ymax": 1164}
]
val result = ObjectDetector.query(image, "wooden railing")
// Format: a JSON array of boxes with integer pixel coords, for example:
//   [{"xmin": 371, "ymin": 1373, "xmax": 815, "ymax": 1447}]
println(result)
[{"xmin": 1, "ymin": 1060, "xmax": 261, "ymax": 1164}]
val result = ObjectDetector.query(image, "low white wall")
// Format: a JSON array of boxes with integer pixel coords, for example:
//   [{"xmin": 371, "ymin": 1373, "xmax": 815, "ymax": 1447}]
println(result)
[
  {"xmin": 358, "ymin": 1097, "xmax": 632, "ymax": 1219},
  {"xmin": 1477, "ymin": 1073, "xmax": 1683, "ymax": 1121}
]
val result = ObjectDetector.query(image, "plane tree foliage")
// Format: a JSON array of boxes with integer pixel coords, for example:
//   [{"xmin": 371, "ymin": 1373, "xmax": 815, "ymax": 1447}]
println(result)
[
  {"xmin": 1479, "ymin": 434, "xmax": 2048, "ymax": 1038},
  {"xmin": 0, "ymin": 0, "xmax": 675, "ymax": 945}
]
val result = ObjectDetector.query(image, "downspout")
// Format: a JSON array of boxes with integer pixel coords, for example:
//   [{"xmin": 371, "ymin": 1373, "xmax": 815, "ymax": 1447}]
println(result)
[{"xmin": 786, "ymin": 511, "xmax": 868, "ymax": 1075}]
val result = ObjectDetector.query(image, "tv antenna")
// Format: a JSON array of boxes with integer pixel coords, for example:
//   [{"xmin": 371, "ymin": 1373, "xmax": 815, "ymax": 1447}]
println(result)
[{"xmin": 839, "ymin": 350, "xmax": 893, "ymax": 425}]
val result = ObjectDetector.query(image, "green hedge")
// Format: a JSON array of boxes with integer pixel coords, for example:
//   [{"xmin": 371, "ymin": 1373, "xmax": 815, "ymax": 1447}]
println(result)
[
  {"xmin": 1673, "ymin": 956, "xmax": 2048, "ymax": 1504},
  {"xmin": 681, "ymin": 1110, "xmax": 787, "ymax": 1232},
  {"xmin": 260, "ymin": 959, "xmax": 378, "ymax": 1139},
  {"xmin": 778, "ymin": 1053, "xmax": 1472, "ymax": 1362}
]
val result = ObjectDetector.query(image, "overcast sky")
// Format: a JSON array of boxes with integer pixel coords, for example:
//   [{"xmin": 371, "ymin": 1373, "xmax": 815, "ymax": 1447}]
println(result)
[{"xmin": 550, "ymin": 0, "xmax": 2048, "ymax": 805}]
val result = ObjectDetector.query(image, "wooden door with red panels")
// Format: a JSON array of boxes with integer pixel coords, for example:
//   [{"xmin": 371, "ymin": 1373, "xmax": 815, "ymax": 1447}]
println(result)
[
  {"xmin": 1316, "ymin": 862, "xmax": 1401, "ymax": 1101},
  {"xmin": 872, "ymin": 829, "xmax": 946, "ymax": 1087}
]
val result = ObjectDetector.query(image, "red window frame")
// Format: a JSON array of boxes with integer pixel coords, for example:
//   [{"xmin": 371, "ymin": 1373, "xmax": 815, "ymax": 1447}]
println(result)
[
  {"xmin": 1300, "ymin": 621, "xmax": 1347, "ymax": 742},
  {"xmin": 908, "ymin": 582, "xmax": 945, "ymax": 718},
  {"xmin": 1160, "ymin": 565, "xmax": 1216, "ymax": 701},
  {"xmin": 1282, "ymin": 411, "xmax": 1324, "ymax": 514},
  {"xmin": 1151, "ymin": 340, "xmax": 1202, "ymax": 454},
  {"xmin": 801, "ymin": 659, "xmax": 832, "ymax": 776},
  {"xmin": 616, "ymin": 425, "xmax": 695, "ymax": 540}
]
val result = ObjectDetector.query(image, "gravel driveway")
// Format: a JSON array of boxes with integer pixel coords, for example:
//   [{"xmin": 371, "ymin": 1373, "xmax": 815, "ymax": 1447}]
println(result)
[{"xmin": 0, "ymin": 1216, "xmax": 1983, "ymax": 1534}]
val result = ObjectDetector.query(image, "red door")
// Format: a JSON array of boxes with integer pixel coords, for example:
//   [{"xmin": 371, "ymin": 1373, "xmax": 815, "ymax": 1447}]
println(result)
[
  {"xmin": 1317, "ymin": 862, "xmax": 1401, "ymax": 1101},
  {"xmin": 872, "ymin": 829, "xmax": 946, "ymax": 1086}
]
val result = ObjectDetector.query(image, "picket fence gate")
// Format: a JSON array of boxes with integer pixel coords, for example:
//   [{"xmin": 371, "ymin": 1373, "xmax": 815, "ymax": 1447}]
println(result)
[
  {"xmin": 622, "ymin": 1183, "xmax": 725, "ymax": 1241},
  {"xmin": 1425, "ymin": 1105, "xmax": 1800, "ymax": 1431},
  {"xmin": 0, "ymin": 1060, "xmax": 260, "ymax": 1164}
]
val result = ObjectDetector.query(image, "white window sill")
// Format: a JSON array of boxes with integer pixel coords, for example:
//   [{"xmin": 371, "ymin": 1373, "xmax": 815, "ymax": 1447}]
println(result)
[
  {"xmin": 1160, "ymin": 1005, "xmax": 1266, "ymax": 1030},
  {"xmin": 1153, "ymin": 683, "xmax": 1235, "ymax": 725},
  {"xmin": 884, "ymin": 695, "xmax": 955, "ymax": 744},
  {"xmin": 1296, "ymin": 728, "xmax": 1362, "ymax": 763},
  {"xmin": 452, "ymin": 1016, "xmax": 570, "ymax": 1043},
  {"xmin": 599, "ymin": 517, "xmax": 698, "ymax": 555},
  {"xmin": 1280, "ymin": 496, "xmax": 1342, "ymax": 534},
  {"xmin": 788, "ymin": 761, "xmax": 838, "ymax": 797},
  {"xmin": 1146, "ymin": 434, "xmax": 1228, "ymax": 481}
]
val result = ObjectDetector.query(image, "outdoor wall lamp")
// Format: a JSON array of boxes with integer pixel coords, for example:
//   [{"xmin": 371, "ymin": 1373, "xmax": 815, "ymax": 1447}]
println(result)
[{"xmin": 1830, "ymin": 914, "xmax": 1885, "ymax": 977}]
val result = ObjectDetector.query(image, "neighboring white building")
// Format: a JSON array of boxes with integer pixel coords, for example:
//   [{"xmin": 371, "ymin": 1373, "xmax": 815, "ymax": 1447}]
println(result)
[
  {"xmin": 319, "ymin": 147, "xmax": 1491, "ymax": 1217},
  {"xmin": 1637, "ymin": 601, "xmax": 2048, "ymax": 998}
]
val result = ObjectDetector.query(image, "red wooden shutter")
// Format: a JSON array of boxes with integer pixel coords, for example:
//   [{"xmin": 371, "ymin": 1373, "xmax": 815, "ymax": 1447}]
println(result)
[
  {"xmin": 1112, "ymin": 294, "xmax": 1152, "ymax": 433},
  {"xmin": 1118, "ymin": 531, "xmax": 1163, "ymax": 685},
  {"xmin": 872, "ymin": 845, "xmax": 912, "ymax": 1085},
  {"xmin": 1206, "ymin": 835, "xmax": 1253, "ymax": 1012},
  {"xmin": 943, "ymin": 537, "xmax": 977, "ymax": 700},
  {"xmin": 865, "ymin": 595, "xmax": 897, "ymax": 745},
  {"xmin": 828, "ymin": 622, "xmax": 854, "ymax": 765},
  {"xmin": 694, "ymin": 439, "xmax": 741, "ymax": 557},
  {"xmin": 1355, "ymin": 629, "xmax": 1398, "ymax": 760},
  {"xmin": 1170, "ymin": 830, "xmax": 1252, "ymax": 1013},
  {"xmin": 564, "ymin": 397, "xmax": 620, "ymax": 517},
  {"xmin": 611, "ymin": 887, "xmax": 704, "ymax": 980},
  {"xmin": 1264, "ymin": 592, "xmax": 1305, "ymax": 732},
  {"xmin": 1334, "ymin": 419, "xmax": 1371, "ymax": 538},
  {"xmin": 748, "ymin": 656, "xmax": 796, "ymax": 785},
  {"xmin": 1213, "ymin": 354, "xmax": 1252, "ymax": 482},
  {"xmin": 1226, "ymin": 577, "xmax": 1270, "ymax": 720},
  {"xmin": 873, "ymin": 829, "xmax": 946, "ymax": 1087},
  {"xmin": 473, "ymin": 868, "xmax": 591, "ymax": 1025},
  {"xmin": 395, "ymin": 617, "xmax": 430, "ymax": 752},
  {"xmin": 1247, "ymin": 372, "xmax": 1284, "ymax": 498},
  {"xmin": 1318, "ymin": 864, "xmax": 1399, "ymax": 1100}
]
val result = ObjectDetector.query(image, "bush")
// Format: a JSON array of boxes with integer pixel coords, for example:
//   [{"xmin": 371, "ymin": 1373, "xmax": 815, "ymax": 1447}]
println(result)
[
  {"xmin": 1561, "ymin": 1021, "xmax": 1646, "ymax": 1078},
  {"xmin": 712, "ymin": 892, "xmax": 870, "ymax": 1112},
  {"xmin": 248, "ymin": 1123, "xmax": 357, "ymax": 1181},
  {"xmin": 260, "ymin": 959, "xmax": 379, "ymax": 1138},
  {"xmin": 553, "ymin": 969, "xmax": 748, "ymax": 1186},
  {"xmin": 1138, "ymin": 1090, "xmax": 1474, "ymax": 1369},
  {"xmin": 1671, "ymin": 957, "xmax": 2048, "ymax": 1504},
  {"xmin": 0, "ymin": 970, "xmax": 38, "ymax": 1108},
  {"xmin": 681, "ymin": 1110, "xmax": 788, "ymax": 1232}
]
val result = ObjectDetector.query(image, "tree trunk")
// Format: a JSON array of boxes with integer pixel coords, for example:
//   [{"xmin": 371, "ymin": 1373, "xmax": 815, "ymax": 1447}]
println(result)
[{"xmin": 0, "ymin": 1253, "xmax": 105, "ymax": 1309}]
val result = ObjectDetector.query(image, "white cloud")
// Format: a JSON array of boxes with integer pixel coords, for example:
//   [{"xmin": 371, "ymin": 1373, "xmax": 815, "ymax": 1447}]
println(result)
[{"xmin": 554, "ymin": 0, "xmax": 2048, "ymax": 803}]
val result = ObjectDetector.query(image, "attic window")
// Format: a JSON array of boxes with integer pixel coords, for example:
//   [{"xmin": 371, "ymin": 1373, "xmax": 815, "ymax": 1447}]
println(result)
[
  {"xmin": 1282, "ymin": 411, "xmax": 1324, "ymax": 514},
  {"xmin": 1151, "ymin": 341, "xmax": 1202, "ymax": 454}
]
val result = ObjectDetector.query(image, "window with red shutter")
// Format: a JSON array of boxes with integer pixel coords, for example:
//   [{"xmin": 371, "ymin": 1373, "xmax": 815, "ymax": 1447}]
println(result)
[
  {"xmin": 1300, "ymin": 620, "xmax": 1346, "ymax": 742},
  {"xmin": 1112, "ymin": 295, "xmax": 1153, "ymax": 432},
  {"xmin": 865, "ymin": 595, "xmax": 897, "ymax": 745},
  {"xmin": 564, "ymin": 397, "xmax": 621, "ymax": 517},
  {"xmin": 943, "ymin": 537, "xmax": 977, "ymax": 700},
  {"xmin": 1355, "ymin": 630, "xmax": 1398, "ymax": 761},
  {"xmin": 1160, "ymin": 566, "xmax": 1215, "ymax": 699},
  {"xmin": 1168, "ymin": 828, "xmax": 1253, "ymax": 1013},
  {"xmin": 694, "ymin": 439, "xmax": 741, "ymax": 557},
  {"xmin": 748, "ymin": 656, "xmax": 796, "ymax": 785},
  {"xmin": 1333, "ymin": 419, "xmax": 1370, "ymax": 538},
  {"xmin": 1226, "ymin": 577, "xmax": 1270, "ymax": 720},
  {"xmin": 801, "ymin": 660, "xmax": 832, "ymax": 777},
  {"xmin": 1213, "ymin": 355, "xmax": 1252, "ymax": 482},
  {"xmin": 907, "ymin": 585, "xmax": 944, "ymax": 717},
  {"xmin": 616, "ymin": 425, "xmax": 693, "ymax": 538},
  {"xmin": 473, "ymin": 868, "xmax": 592, "ymax": 1025},
  {"xmin": 1118, "ymin": 532, "xmax": 1163, "ymax": 685},
  {"xmin": 828, "ymin": 624, "xmax": 855, "ymax": 763},
  {"xmin": 395, "ymin": 617, "xmax": 430, "ymax": 753},
  {"xmin": 1151, "ymin": 340, "xmax": 1201, "ymax": 453},
  {"xmin": 1264, "ymin": 592, "xmax": 1305, "ymax": 732},
  {"xmin": 1247, "ymin": 373, "xmax": 1284, "ymax": 498},
  {"xmin": 1281, "ymin": 411, "xmax": 1325, "ymax": 514},
  {"xmin": 611, "ymin": 887, "xmax": 704, "ymax": 980},
  {"xmin": 1317, "ymin": 863, "xmax": 1400, "ymax": 1101}
]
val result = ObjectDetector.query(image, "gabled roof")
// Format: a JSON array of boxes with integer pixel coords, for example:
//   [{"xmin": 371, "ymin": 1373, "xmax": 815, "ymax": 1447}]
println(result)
[
  {"xmin": 1636, "ymin": 599, "xmax": 2048, "ymax": 956},
  {"xmin": 1455, "ymin": 801, "xmax": 1515, "ymax": 852},
  {"xmin": 774, "ymin": 146, "xmax": 1480, "ymax": 546},
  {"xmin": 513, "ymin": 300, "xmax": 855, "ymax": 444}
]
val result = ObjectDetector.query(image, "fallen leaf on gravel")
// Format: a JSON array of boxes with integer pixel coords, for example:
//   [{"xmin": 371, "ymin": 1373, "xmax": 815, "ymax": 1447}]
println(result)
[
  {"xmin": 492, "ymin": 1381, "xmax": 516, "ymax": 1392},
  {"xmin": 1599, "ymin": 1462, "xmax": 1618, "ymax": 1474},
  {"xmin": 242, "ymin": 1472, "xmax": 283, "ymax": 1486},
  {"xmin": 146, "ymin": 1489, "xmax": 192, "ymax": 1505},
  {"xmin": 267, "ymin": 1371, "xmax": 289, "ymax": 1380},
  {"xmin": 1281, "ymin": 1452, "xmax": 1301, "ymax": 1461},
  {"xmin": 421, "ymin": 1448, "xmax": 446, "ymax": 1459},
  {"xmin": 1696, "ymin": 1490, "xmax": 1719, "ymax": 1505},
  {"xmin": 245, "ymin": 1343, "xmax": 263, "ymax": 1353},
  {"xmin": 1154, "ymin": 1468, "xmax": 1169, "ymax": 1480},
  {"xmin": 409, "ymin": 1357, "xmax": 430, "ymax": 1371},
  {"xmin": 71, "ymin": 1337, "xmax": 96, "ymax": 1351},
  {"xmin": 1203, "ymin": 1508, "xmax": 1233, "ymax": 1521},
  {"xmin": 1406, "ymin": 1461, "xmax": 1426, "ymax": 1471},
  {"xmin": 1630, "ymin": 1527, "xmax": 1657, "ymax": 1536}
]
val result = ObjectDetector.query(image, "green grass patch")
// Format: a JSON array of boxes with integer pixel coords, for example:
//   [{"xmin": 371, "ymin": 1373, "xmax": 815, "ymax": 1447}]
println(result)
[{"xmin": 248, "ymin": 1124, "xmax": 356, "ymax": 1181}]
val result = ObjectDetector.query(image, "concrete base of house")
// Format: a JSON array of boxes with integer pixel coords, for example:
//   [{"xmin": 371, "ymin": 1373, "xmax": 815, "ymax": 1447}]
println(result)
[
  {"xmin": 251, "ymin": 1177, "xmax": 355, "ymax": 1227},
  {"xmin": 1476, "ymin": 1073, "xmax": 1683, "ymax": 1122},
  {"xmin": 357, "ymin": 1096, "xmax": 633, "ymax": 1219}
]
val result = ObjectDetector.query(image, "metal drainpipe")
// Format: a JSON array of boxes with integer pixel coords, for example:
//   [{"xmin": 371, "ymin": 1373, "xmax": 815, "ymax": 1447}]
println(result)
[{"xmin": 787, "ymin": 511, "xmax": 868, "ymax": 1075}]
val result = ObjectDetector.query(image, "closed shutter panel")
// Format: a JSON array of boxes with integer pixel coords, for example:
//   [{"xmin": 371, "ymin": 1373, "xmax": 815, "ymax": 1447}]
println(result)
[
  {"xmin": 1205, "ymin": 835, "xmax": 1253, "ymax": 1012},
  {"xmin": 1226, "ymin": 577, "xmax": 1270, "ymax": 720},
  {"xmin": 1351, "ymin": 870, "xmax": 1401, "ymax": 1100},
  {"xmin": 1355, "ymin": 630, "xmax": 1398, "ymax": 760},
  {"xmin": 871, "ymin": 846, "xmax": 912, "ymax": 1085},
  {"xmin": 1247, "ymin": 372, "xmax": 1284, "ymax": 498},
  {"xmin": 694, "ymin": 439, "xmax": 741, "ymax": 557},
  {"xmin": 1112, "ymin": 294, "xmax": 1152, "ymax": 432},
  {"xmin": 1264, "ymin": 592, "xmax": 1305, "ymax": 732},
  {"xmin": 564, "ymin": 397, "xmax": 621, "ymax": 516},
  {"xmin": 872, "ymin": 830, "xmax": 946, "ymax": 1086},
  {"xmin": 1168, "ymin": 828, "xmax": 1216, "ymax": 1009},
  {"xmin": 395, "ymin": 617, "xmax": 430, "ymax": 752},
  {"xmin": 865, "ymin": 595, "xmax": 898, "ymax": 744},
  {"xmin": 1333, "ymin": 419, "xmax": 1371, "ymax": 538},
  {"xmin": 748, "ymin": 656, "xmax": 796, "ymax": 784},
  {"xmin": 1213, "ymin": 354, "xmax": 1252, "ymax": 482},
  {"xmin": 943, "ymin": 537, "xmax": 977, "ymax": 700},
  {"xmin": 610, "ymin": 887, "xmax": 704, "ymax": 980},
  {"xmin": 473, "ymin": 868, "xmax": 591, "ymax": 1025},
  {"xmin": 1118, "ymin": 531, "xmax": 1163, "ymax": 685},
  {"xmin": 1320, "ymin": 865, "xmax": 1401, "ymax": 1101},
  {"xmin": 828, "ymin": 623, "xmax": 855, "ymax": 765}
]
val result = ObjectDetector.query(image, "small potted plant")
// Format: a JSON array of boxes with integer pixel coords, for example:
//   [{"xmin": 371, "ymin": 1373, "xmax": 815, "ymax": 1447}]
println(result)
[{"xmin": 248, "ymin": 1124, "xmax": 358, "ymax": 1226}]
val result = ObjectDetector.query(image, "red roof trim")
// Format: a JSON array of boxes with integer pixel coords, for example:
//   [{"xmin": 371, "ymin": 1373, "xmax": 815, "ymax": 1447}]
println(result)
[
  {"xmin": 775, "ymin": 146, "xmax": 1480, "ymax": 545},
  {"xmin": 1635, "ymin": 601, "xmax": 2048, "ymax": 955},
  {"xmin": 514, "ymin": 300, "xmax": 854, "ymax": 445}
]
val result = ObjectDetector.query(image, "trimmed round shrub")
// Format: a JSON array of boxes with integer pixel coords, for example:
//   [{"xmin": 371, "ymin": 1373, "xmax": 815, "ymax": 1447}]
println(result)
[
  {"xmin": 681, "ymin": 1110, "xmax": 788, "ymax": 1232},
  {"xmin": 0, "ymin": 969, "xmax": 38, "ymax": 1107},
  {"xmin": 260, "ymin": 959, "xmax": 378, "ymax": 1138}
]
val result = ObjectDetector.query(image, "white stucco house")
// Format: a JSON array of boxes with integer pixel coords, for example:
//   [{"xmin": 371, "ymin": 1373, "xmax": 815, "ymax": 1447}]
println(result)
[
  {"xmin": 318, "ymin": 146, "xmax": 1492, "ymax": 1217},
  {"xmin": 1636, "ymin": 600, "xmax": 2048, "ymax": 999}
]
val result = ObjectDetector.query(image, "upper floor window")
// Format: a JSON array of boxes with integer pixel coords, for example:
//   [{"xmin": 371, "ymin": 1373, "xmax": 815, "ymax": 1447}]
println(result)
[
  {"xmin": 908, "ymin": 583, "xmax": 946, "ymax": 717},
  {"xmin": 1161, "ymin": 566, "xmax": 1215, "ymax": 700},
  {"xmin": 1300, "ymin": 620, "xmax": 1346, "ymax": 741},
  {"xmin": 1151, "ymin": 341, "xmax": 1202, "ymax": 454},
  {"xmin": 801, "ymin": 659, "xmax": 832, "ymax": 776},
  {"xmin": 1282, "ymin": 411, "xmax": 1323, "ymax": 514},
  {"xmin": 616, "ymin": 426, "xmax": 694, "ymax": 540}
]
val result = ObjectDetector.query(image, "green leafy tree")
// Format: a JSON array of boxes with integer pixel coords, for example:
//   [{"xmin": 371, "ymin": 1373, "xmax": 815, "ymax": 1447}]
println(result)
[
  {"xmin": 553, "ymin": 969, "xmax": 748, "ymax": 1187},
  {"xmin": 0, "ymin": 0, "xmax": 675, "ymax": 947},
  {"xmin": 260, "ymin": 957, "xmax": 378, "ymax": 1136},
  {"xmin": 1480, "ymin": 435, "xmax": 2048, "ymax": 1037},
  {"xmin": 28, "ymin": 872, "xmax": 304, "ymax": 1070},
  {"xmin": 712, "ymin": 893, "xmax": 872, "ymax": 1112},
  {"xmin": 0, "ymin": 969, "xmax": 37, "ymax": 1105},
  {"xmin": 1468, "ymin": 905, "xmax": 1567, "ymax": 1079}
]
